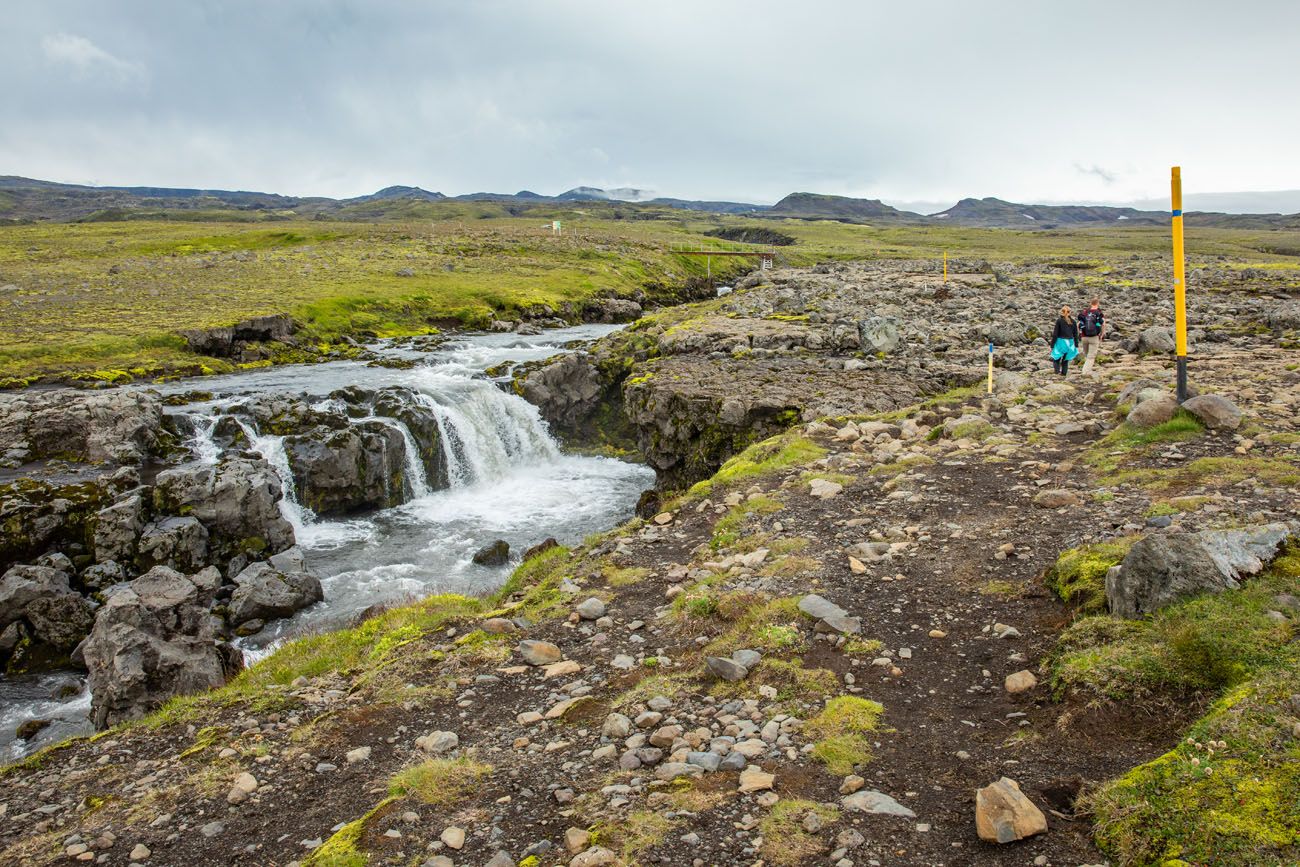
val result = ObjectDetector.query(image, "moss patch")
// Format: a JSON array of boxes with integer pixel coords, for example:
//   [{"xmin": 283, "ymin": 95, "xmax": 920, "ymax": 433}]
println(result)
[
  {"xmin": 1086, "ymin": 666, "xmax": 1300, "ymax": 865},
  {"xmin": 804, "ymin": 695, "xmax": 884, "ymax": 776},
  {"xmin": 388, "ymin": 757, "xmax": 492, "ymax": 807},
  {"xmin": 1045, "ymin": 536, "xmax": 1140, "ymax": 614}
]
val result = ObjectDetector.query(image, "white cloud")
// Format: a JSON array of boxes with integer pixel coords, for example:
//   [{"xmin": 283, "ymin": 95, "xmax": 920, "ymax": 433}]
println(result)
[{"xmin": 41, "ymin": 32, "xmax": 145, "ymax": 82}]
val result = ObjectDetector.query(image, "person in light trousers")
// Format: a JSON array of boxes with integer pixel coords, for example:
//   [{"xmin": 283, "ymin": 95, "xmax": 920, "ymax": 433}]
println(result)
[{"xmin": 1077, "ymin": 297, "xmax": 1105, "ymax": 377}]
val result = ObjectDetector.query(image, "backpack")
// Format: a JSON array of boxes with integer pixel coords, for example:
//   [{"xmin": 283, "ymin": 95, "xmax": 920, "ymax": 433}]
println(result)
[{"xmin": 1080, "ymin": 308, "xmax": 1103, "ymax": 337}]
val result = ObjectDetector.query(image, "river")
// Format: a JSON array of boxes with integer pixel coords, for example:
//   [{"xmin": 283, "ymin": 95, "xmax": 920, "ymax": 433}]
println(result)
[{"xmin": 0, "ymin": 324, "xmax": 652, "ymax": 760}]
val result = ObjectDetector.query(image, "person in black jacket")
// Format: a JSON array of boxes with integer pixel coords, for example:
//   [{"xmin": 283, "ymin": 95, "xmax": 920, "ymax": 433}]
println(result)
[{"xmin": 1050, "ymin": 305, "xmax": 1080, "ymax": 376}]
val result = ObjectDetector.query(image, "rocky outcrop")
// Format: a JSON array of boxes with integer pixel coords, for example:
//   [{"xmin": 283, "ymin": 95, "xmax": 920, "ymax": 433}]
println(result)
[
  {"xmin": 81, "ymin": 566, "xmax": 241, "ymax": 728},
  {"xmin": 622, "ymin": 355, "xmax": 949, "ymax": 486},
  {"xmin": 1, "ymin": 474, "xmax": 123, "ymax": 569},
  {"xmin": 152, "ymin": 455, "xmax": 295, "ymax": 567},
  {"xmin": 518, "ymin": 353, "xmax": 607, "ymax": 433},
  {"xmin": 285, "ymin": 422, "xmax": 409, "ymax": 516},
  {"xmin": 178, "ymin": 313, "xmax": 296, "ymax": 361},
  {"xmin": 0, "ymin": 389, "xmax": 163, "ymax": 466},
  {"xmin": 0, "ymin": 564, "xmax": 95, "ymax": 671},
  {"xmin": 1106, "ymin": 524, "xmax": 1293, "ymax": 618},
  {"xmin": 227, "ymin": 561, "xmax": 323, "ymax": 627}
]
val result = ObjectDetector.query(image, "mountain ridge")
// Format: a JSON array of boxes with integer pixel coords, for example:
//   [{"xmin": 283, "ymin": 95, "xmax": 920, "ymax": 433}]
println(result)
[{"xmin": 2, "ymin": 176, "xmax": 1298, "ymax": 229}]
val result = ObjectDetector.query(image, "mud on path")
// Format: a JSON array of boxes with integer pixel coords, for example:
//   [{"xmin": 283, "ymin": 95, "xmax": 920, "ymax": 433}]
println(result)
[{"xmin": 1, "ymin": 353, "xmax": 1297, "ymax": 867}]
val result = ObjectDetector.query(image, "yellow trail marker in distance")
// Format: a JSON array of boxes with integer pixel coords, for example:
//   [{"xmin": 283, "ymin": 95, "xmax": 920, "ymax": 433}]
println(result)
[
  {"xmin": 987, "ymin": 340, "xmax": 994, "ymax": 394},
  {"xmin": 943, "ymin": 250, "xmax": 948, "ymax": 283},
  {"xmin": 1171, "ymin": 166, "xmax": 1188, "ymax": 402}
]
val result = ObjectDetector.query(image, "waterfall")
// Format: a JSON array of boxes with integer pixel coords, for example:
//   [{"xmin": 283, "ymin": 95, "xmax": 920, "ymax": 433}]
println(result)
[
  {"xmin": 175, "ymin": 369, "xmax": 566, "ymax": 529},
  {"xmin": 359, "ymin": 416, "xmax": 432, "ymax": 500},
  {"xmin": 234, "ymin": 418, "xmax": 314, "ymax": 532},
  {"xmin": 410, "ymin": 375, "xmax": 559, "ymax": 488},
  {"xmin": 186, "ymin": 414, "xmax": 222, "ymax": 465}
]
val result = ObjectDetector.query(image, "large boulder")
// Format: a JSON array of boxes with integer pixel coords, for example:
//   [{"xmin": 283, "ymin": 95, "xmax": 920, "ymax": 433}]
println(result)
[
  {"xmin": 1, "ymin": 476, "xmax": 119, "ymax": 570},
  {"xmin": 81, "ymin": 566, "xmax": 241, "ymax": 728},
  {"xmin": 1136, "ymin": 326, "xmax": 1177, "ymax": 355},
  {"xmin": 1126, "ymin": 394, "xmax": 1177, "ymax": 428},
  {"xmin": 227, "ymin": 561, "xmax": 323, "ymax": 626},
  {"xmin": 519, "ymin": 353, "xmax": 607, "ymax": 432},
  {"xmin": 975, "ymin": 777, "xmax": 1048, "ymax": 843},
  {"xmin": 0, "ymin": 564, "xmax": 95, "ymax": 667},
  {"xmin": 152, "ymin": 455, "xmax": 295, "ymax": 564},
  {"xmin": 284, "ymin": 421, "xmax": 409, "ymax": 516},
  {"xmin": 1266, "ymin": 300, "xmax": 1300, "ymax": 331},
  {"xmin": 1107, "ymin": 524, "xmax": 1293, "ymax": 618},
  {"xmin": 0, "ymin": 389, "xmax": 162, "ymax": 465},
  {"xmin": 135, "ymin": 516, "xmax": 210, "ymax": 573},
  {"xmin": 179, "ymin": 314, "xmax": 295, "ymax": 359},
  {"xmin": 371, "ymin": 387, "xmax": 448, "ymax": 489},
  {"xmin": 1181, "ymin": 394, "xmax": 1242, "ymax": 431}
]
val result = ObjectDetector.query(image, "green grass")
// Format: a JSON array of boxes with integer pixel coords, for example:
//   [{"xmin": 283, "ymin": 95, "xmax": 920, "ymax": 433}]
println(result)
[
  {"xmin": 1052, "ymin": 542, "xmax": 1300, "ymax": 861},
  {"xmin": 804, "ymin": 695, "xmax": 885, "ymax": 776},
  {"xmin": 710, "ymin": 494, "xmax": 784, "ymax": 550},
  {"xmin": 1086, "ymin": 666, "xmax": 1300, "ymax": 865},
  {"xmin": 1102, "ymin": 455, "xmax": 1300, "ymax": 495},
  {"xmin": 702, "ymin": 596, "xmax": 806, "ymax": 656},
  {"xmin": 1050, "ymin": 542, "xmax": 1299, "ymax": 704},
  {"xmin": 388, "ymin": 757, "xmax": 492, "ymax": 807},
  {"xmin": 1045, "ymin": 536, "xmax": 1140, "ymax": 614},
  {"xmin": 759, "ymin": 799, "xmax": 841, "ymax": 865}
]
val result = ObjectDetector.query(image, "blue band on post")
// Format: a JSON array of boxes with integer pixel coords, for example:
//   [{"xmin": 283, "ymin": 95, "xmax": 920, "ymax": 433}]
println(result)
[{"xmin": 1171, "ymin": 209, "xmax": 1182, "ymax": 217}]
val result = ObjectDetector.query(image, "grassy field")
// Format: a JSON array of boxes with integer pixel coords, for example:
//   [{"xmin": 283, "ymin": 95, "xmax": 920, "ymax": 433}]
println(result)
[{"xmin": 2, "ymin": 207, "xmax": 1299, "ymax": 385}]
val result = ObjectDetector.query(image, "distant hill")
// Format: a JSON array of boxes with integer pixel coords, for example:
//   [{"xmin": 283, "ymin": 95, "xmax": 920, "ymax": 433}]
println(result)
[
  {"xmin": 931, "ymin": 197, "xmax": 1166, "ymax": 227},
  {"xmin": 767, "ymin": 192, "xmax": 922, "ymax": 222},
  {"xmin": 2, "ymin": 176, "xmax": 1298, "ymax": 229},
  {"xmin": 344, "ymin": 185, "xmax": 446, "ymax": 204}
]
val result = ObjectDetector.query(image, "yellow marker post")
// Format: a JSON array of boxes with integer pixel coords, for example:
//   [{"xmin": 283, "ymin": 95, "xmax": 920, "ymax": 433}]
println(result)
[
  {"xmin": 987, "ymin": 340, "xmax": 994, "ymax": 394},
  {"xmin": 1171, "ymin": 167, "xmax": 1188, "ymax": 402},
  {"xmin": 943, "ymin": 250, "xmax": 948, "ymax": 283}
]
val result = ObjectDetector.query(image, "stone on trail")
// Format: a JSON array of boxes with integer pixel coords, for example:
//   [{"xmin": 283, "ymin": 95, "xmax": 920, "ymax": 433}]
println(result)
[
  {"xmin": 809, "ymin": 478, "xmax": 844, "ymax": 499},
  {"xmin": 129, "ymin": 843, "xmax": 151, "ymax": 861},
  {"xmin": 1004, "ymin": 670, "xmax": 1038, "ymax": 694},
  {"xmin": 975, "ymin": 777, "xmax": 1048, "ymax": 843},
  {"xmin": 518, "ymin": 639, "xmax": 563, "ymax": 666},
  {"xmin": 1032, "ymin": 488, "xmax": 1081, "ymax": 509},
  {"xmin": 738, "ymin": 764, "xmax": 775, "ymax": 793},
  {"xmin": 576, "ymin": 597, "xmax": 607, "ymax": 620},
  {"xmin": 484, "ymin": 852, "xmax": 515, "ymax": 867},
  {"xmin": 570, "ymin": 847, "xmax": 618, "ymax": 867},
  {"xmin": 440, "ymin": 826, "xmax": 465, "ymax": 850},
  {"xmin": 842, "ymin": 789, "xmax": 916, "ymax": 818},
  {"xmin": 706, "ymin": 656, "xmax": 749, "ymax": 682},
  {"xmin": 481, "ymin": 617, "xmax": 517, "ymax": 634},
  {"xmin": 415, "ymin": 730, "xmax": 459, "ymax": 753},
  {"xmin": 565, "ymin": 828, "xmax": 592, "ymax": 854},
  {"xmin": 798, "ymin": 594, "xmax": 848, "ymax": 621},
  {"xmin": 1181, "ymin": 394, "xmax": 1243, "ymax": 430},
  {"xmin": 345, "ymin": 746, "xmax": 371, "ymax": 764},
  {"xmin": 602, "ymin": 713, "xmax": 632, "ymax": 739},
  {"xmin": 1126, "ymin": 394, "xmax": 1177, "ymax": 428},
  {"xmin": 543, "ymin": 659, "xmax": 582, "ymax": 678},
  {"xmin": 848, "ymin": 555, "xmax": 867, "ymax": 574}
]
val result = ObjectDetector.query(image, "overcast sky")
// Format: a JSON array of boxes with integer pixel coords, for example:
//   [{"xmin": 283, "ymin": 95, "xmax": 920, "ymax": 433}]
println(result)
[{"xmin": 5, "ymin": 1, "xmax": 1298, "ymax": 210}]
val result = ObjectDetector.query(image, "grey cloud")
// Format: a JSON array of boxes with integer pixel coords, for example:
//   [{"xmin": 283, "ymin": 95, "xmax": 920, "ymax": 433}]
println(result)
[{"xmin": 3, "ymin": 1, "xmax": 1299, "ymax": 205}]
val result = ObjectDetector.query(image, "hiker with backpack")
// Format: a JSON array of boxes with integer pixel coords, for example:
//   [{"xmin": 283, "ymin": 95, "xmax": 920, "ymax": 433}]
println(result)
[
  {"xmin": 1077, "ymin": 297, "xmax": 1106, "ymax": 376},
  {"xmin": 1050, "ymin": 305, "xmax": 1080, "ymax": 376}
]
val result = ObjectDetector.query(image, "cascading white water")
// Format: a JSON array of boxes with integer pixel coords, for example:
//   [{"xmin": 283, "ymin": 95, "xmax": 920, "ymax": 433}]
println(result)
[
  {"xmin": 358, "ymin": 416, "xmax": 431, "ymax": 500},
  {"xmin": 233, "ymin": 418, "xmax": 315, "ymax": 532},
  {"xmin": 409, "ymin": 375, "xmax": 558, "ymax": 488},
  {"xmin": 186, "ymin": 414, "xmax": 223, "ymax": 465}
]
